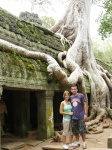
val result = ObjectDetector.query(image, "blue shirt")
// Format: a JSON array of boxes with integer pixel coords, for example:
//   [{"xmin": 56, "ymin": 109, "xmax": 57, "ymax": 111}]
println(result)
[{"xmin": 70, "ymin": 93, "xmax": 86, "ymax": 120}]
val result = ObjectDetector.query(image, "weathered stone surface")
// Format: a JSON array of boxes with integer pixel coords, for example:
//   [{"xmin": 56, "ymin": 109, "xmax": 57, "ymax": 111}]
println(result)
[{"xmin": 0, "ymin": 51, "xmax": 62, "ymax": 91}]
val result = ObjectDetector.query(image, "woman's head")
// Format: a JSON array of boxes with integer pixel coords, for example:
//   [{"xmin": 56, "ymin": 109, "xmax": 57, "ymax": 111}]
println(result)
[{"xmin": 63, "ymin": 91, "xmax": 70, "ymax": 99}]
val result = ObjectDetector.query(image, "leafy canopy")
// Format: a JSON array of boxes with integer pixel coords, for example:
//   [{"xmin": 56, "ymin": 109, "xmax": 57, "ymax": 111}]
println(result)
[
  {"xmin": 98, "ymin": 0, "xmax": 112, "ymax": 39},
  {"xmin": 93, "ymin": 38, "xmax": 112, "ymax": 66},
  {"xmin": 41, "ymin": 16, "xmax": 55, "ymax": 29}
]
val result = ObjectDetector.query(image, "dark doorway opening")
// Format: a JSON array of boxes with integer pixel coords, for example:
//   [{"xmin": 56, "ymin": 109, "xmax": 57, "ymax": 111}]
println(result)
[
  {"xmin": 2, "ymin": 89, "xmax": 38, "ymax": 136},
  {"xmin": 53, "ymin": 92, "xmax": 63, "ymax": 130},
  {"xmin": 30, "ymin": 91, "xmax": 37, "ymax": 130},
  {"xmin": 2, "ymin": 89, "xmax": 14, "ymax": 134}
]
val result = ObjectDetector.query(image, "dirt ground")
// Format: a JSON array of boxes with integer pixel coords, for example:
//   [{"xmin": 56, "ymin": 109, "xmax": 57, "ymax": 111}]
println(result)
[{"xmin": 1, "ymin": 128, "xmax": 112, "ymax": 150}]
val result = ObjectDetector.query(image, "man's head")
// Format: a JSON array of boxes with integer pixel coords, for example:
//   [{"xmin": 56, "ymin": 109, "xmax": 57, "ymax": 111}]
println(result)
[{"xmin": 71, "ymin": 85, "xmax": 78, "ymax": 95}]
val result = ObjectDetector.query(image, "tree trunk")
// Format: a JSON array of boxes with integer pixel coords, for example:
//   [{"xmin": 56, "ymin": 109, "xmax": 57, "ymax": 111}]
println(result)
[{"xmin": 51, "ymin": 0, "xmax": 112, "ymax": 132}]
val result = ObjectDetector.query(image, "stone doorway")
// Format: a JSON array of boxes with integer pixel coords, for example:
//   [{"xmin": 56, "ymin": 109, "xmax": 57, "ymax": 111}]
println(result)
[{"xmin": 2, "ymin": 89, "xmax": 38, "ymax": 137}]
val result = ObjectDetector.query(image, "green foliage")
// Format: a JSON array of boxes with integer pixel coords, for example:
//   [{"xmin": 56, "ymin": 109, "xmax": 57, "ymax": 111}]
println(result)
[
  {"xmin": 98, "ymin": 0, "xmax": 112, "ymax": 39},
  {"xmin": 41, "ymin": 16, "xmax": 55, "ymax": 29},
  {"xmin": 93, "ymin": 38, "xmax": 112, "ymax": 66}
]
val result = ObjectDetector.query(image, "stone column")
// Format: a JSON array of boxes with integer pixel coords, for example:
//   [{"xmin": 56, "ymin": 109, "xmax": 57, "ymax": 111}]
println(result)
[
  {"xmin": 0, "ymin": 86, "xmax": 3, "ymax": 150},
  {"xmin": 36, "ymin": 90, "xmax": 54, "ymax": 139}
]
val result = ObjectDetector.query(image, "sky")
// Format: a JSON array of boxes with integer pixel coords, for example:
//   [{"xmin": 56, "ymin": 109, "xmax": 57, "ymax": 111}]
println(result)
[{"xmin": 0, "ymin": 0, "xmax": 103, "ymax": 38}]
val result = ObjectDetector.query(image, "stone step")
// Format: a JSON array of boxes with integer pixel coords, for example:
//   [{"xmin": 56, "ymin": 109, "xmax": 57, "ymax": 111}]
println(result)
[
  {"xmin": 42, "ymin": 145, "xmax": 112, "ymax": 150},
  {"xmin": 1, "ymin": 142, "xmax": 25, "ymax": 150},
  {"xmin": 26, "ymin": 140, "xmax": 43, "ymax": 146}
]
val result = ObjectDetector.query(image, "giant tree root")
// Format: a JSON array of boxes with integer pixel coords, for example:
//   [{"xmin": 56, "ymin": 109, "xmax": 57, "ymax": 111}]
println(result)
[
  {"xmin": 53, "ymin": 131, "xmax": 63, "ymax": 142},
  {"xmin": 87, "ymin": 123, "xmax": 104, "ymax": 134},
  {"xmin": 86, "ymin": 117, "xmax": 112, "ymax": 134},
  {"xmin": 103, "ymin": 118, "xmax": 111, "ymax": 128}
]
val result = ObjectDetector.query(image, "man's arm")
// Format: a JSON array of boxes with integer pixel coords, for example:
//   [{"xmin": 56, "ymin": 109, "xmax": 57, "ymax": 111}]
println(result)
[{"xmin": 84, "ymin": 102, "xmax": 88, "ymax": 121}]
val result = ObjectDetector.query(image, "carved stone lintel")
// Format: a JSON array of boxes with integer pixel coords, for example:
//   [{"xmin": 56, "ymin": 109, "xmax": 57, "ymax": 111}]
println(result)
[{"xmin": 36, "ymin": 90, "xmax": 54, "ymax": 99}]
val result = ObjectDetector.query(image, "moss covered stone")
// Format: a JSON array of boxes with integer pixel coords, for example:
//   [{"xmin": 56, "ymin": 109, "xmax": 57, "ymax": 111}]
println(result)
[{"xmin": 0, "ymin": 8, "xmax": 69, "ymax": 53}]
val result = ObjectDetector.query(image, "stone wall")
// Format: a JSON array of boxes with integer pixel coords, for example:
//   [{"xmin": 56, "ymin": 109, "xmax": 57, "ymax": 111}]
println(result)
[{"xmin": 0, "ymin": 7, "xmax": 71, "ymax": 92}]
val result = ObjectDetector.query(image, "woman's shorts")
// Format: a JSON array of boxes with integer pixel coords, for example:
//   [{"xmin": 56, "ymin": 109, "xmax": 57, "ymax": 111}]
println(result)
[
  {"xmin": 63, "ymin": 120, "xmax": 73, "ymax": 136},
  {"xmin": 72, "ymin": 119, "xmax": 86, "ymax": 136}
]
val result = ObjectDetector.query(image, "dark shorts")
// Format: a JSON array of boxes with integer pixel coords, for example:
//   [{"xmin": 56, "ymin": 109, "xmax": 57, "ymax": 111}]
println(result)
[{"xmin": 72, "ymin": 119, "xmax": 86, "ymax": 136}]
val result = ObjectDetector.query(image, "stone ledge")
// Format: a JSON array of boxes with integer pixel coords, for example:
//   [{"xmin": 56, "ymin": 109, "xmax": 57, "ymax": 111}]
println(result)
[
  {"xmin": 42, "ymin": 145, "xmax": 112, "ymax": 150},
  {"xmin": 26, "ymin": 140, "xmax": 43, "ymax": 147},
  {"xmin": 1, "ymin": 142, "xmax": 25, "ymax": 150},
  {"xmin": 89, "ymin": 148, "xmax": 112, "ymax": 150}
]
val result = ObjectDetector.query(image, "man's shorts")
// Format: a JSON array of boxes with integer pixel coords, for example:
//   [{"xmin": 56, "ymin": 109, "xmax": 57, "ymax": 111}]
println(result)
[
  {"xmin": 63, "ymin": 120, "xmax": 73, "ymax": 136},
  {"xmin": 72, "ymin": 119, "xmax": 86, "ymax": 136}
]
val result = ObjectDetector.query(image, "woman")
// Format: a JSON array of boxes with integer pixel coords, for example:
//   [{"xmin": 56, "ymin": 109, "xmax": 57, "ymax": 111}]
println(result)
[{"xmin": 59, "ymin": 91, "xmax": 75, "ymax": 149}]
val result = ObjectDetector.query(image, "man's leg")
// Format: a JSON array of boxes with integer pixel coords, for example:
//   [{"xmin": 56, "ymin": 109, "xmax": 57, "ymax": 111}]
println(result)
[
  {"xmin": 81, "ymin": 135, "xmax": 87, "ymax": 149},
  {"xmin": 79, "ymin": 120, "xmax": 87, "ymax": 149},
  {"xmin": 82, "ymin": 134, "xmax": 86, "ymax": 142}
]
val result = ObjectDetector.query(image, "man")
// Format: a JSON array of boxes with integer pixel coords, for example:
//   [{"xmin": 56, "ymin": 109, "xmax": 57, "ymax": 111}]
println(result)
[{"xmin": 70, "ymin": 85, "xmax": 88, "ymax": 149}]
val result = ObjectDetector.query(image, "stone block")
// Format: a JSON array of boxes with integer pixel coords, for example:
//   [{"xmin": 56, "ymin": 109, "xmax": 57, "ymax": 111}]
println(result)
[{"xmin": 108, "ymin": 135, "xmax": 112, "ymax": 148}]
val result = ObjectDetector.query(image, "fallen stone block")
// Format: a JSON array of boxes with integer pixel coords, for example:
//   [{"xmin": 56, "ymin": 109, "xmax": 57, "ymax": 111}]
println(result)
[{"xmin": 108, "ymin": 135, "xmax": 112, "ymax": 148}]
